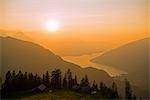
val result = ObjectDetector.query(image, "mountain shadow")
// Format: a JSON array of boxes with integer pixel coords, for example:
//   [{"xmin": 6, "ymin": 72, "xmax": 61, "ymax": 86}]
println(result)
[{"xmin": 91, "ymin": 37, "xmax": 149, "ymax": 97}]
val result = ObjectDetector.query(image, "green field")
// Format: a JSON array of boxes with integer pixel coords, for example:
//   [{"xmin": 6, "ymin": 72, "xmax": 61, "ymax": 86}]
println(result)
[{"xmin": 3, "ymin": 90, "xmax": 100, "ymax": 100}]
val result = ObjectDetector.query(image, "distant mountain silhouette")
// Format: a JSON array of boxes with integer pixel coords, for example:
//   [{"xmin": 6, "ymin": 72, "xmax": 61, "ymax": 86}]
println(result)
[
  {"xmin": 91, "ymin": 37, "xmax": 149, "ymax": 95},
  {"xmin": 0, "ymin": 30, "xmax": 110, "ymax": 56},
  {"xmin": 0, "ymin": 36, "xmax": 112, "ymax": 86}
]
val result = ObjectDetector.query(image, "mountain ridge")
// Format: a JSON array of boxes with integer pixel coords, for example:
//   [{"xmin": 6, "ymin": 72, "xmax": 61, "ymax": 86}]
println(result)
[{"xmin": 0, "ymin": 36, "xmax": 113, "ymax": 86}]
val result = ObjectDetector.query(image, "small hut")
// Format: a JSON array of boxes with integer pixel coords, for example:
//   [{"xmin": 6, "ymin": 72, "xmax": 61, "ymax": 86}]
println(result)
[
  {"xmin": 72, "ymin": 85, "xmax": 80, "ymax": 91},
  {"xmin": 91, "ymin": 91, "xmax": 97, "ymax": 94},
  {"xmin": 32, "ymin": 84, "xmax": 47, "ymax": 93},
  {"xmin": 80, "ymin": 86, "xmax": 91, "ymax": 93}
]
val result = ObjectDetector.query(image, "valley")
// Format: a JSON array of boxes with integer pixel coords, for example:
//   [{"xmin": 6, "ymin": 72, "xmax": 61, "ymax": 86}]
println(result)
[{"xmin": 63, "ymin": 53, "xmax": 126, "ymax": 77}]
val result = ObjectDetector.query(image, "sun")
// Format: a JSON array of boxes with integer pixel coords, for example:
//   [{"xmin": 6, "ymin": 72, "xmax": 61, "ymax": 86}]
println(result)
[{"xmin": 46, "ymin": 20, "xmax": 59, "ymax": 32}]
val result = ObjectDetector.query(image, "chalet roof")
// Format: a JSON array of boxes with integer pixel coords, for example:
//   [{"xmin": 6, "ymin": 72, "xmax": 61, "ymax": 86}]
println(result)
[{"xmin": 37, "ymin": 84, "xmax": 46, "ymax": 91}]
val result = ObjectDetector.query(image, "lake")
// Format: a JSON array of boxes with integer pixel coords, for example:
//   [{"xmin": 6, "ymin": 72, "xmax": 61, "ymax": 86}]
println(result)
[{"xmin": 62, "ymin": 52, "xmax": 126, "ymax": 77}]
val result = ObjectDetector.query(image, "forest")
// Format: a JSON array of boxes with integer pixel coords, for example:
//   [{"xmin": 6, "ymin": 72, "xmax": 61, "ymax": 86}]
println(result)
[{"xmin": 1, "ymin": 69, "xmax": 136, "ymax": 99}]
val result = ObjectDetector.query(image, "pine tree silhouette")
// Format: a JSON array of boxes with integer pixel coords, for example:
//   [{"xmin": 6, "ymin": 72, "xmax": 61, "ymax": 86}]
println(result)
[
  {"xmin": 91, "ymin": 80, "xmax": 98, "ymax": 91},
  {"xmin": 67, "ymin": 69, "xmax": 73, "ymax": 89},
  {"xmin": 125, "ymin": 79, "xmax": 132, "ymax": 100},
  {"xmin": 63, "ymin": 74, "xmax": 67, "ymax": 89},
  {"xmin": 4, "ymin": 71, "xmax": 12, "ymax": 92},
  {"xmin": 45, "ymin": 71, "xmax": 50, "ymax": 88},
  {"xmin": 111, "ymin": 82, "xmax": 119, "ymax": 98},
  {"xmin": 51, "ymin": 69, "xmax": 61, "ymax": 89}
]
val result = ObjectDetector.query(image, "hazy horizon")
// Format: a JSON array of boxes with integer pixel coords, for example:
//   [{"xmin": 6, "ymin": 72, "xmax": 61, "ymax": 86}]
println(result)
[{"xmin": 0, "ymin": 0, "xmax": 149, "ymax": 56}]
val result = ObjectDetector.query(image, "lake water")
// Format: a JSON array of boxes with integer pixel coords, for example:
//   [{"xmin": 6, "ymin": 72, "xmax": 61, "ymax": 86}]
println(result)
[{"xmin": 62, "ymin": 53, "xmax": 126, "ymax": 77}]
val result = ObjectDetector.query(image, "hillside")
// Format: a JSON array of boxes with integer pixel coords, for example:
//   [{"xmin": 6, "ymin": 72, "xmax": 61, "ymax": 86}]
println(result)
[
  {"xmin": 3, "ymin": 89, "xmax": 102, "ymax": 100},
  {"xmin": 91, "ymin": 37, "xmax": 149, "ymax": 95},
  {"xmin": 0, "ymin": 36, "xmax": 113, "ymax": 85}
]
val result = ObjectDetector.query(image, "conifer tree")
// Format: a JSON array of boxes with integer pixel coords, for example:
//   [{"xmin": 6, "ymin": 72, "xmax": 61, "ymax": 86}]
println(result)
[
  {"xmin": 73, "ymin": 75, "xmax": 78, "ymax": 86},
  {"xmin": 45, "ymin": 71, "xmax": 50, "ymax": 88},
  {"xmin": 23, "ymin": 72, "xmax": 28, "ymax": 90},
  {"xmin": 51, "ymin": 69, "xmax": 62, "ymax": 89},
  {"xmin": 111, "ymin": 82, "xmax": 119, "ymax": 98},
  {"xmin": 125, "ymin": 79, "xmax": 132, "ymax": 100},
  {"xmin": 11, "ymin": 70, "xmax": 16, "ymax": 91},
  {"xmin": 28, "ymin": 73, "xmax": 34, "ymax": 89},
  {"xmin": 4, "ymin": 71, "xmax": 12, "ymax": 91},
  {"xmin": 55, "ymin": 69, "xmax": 62, "ymax": 89},
  {"xmin": 84, "ymin": 75, "xmax": 89, "ymax": 86},
  {"xmin": 42, "ymin": 74, "xmax": 46, "ymax": 84},
  {"xmin": 91, "ymin": 80, "xmax": 98, "ymax": 91},
  {"xmin": 16, "ymin": 70, "xmax": 24, "ymax": 90},
  {"xmin": 63, "ymin": 74, "xmax": 67, "ymax": 89},
  {"xmin": 80, "ymin": 78, "xmax": 85, "ymax": 87},
  {"xmin": 67, "ymin": 69, "xmax": 73, "ymax": 89}
]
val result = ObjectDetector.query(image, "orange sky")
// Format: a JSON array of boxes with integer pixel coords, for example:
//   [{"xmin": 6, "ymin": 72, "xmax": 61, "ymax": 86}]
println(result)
[{"xmin": 0, "ymin": 0, "xmax": 149, "ymax": 56}]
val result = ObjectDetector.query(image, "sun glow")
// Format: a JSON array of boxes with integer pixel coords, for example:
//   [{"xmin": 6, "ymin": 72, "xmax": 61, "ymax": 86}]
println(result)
[{"xmin": 46, "ymin": 20, "xmax": 59, "ymax": 32}]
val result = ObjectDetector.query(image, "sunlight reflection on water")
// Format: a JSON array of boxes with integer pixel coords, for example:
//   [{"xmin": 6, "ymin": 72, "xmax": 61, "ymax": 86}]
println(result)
[{"xmin": 62, "ymin": 52, "xmax": 127, "ymax": 77}]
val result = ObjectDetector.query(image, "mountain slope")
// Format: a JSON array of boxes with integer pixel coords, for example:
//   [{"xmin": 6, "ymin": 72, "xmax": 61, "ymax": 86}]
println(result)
[
  {"xmin": 91, "ymin": 37, "xmax": 149, "ymax": 95},
  {"xmin": 0, "ymin": 36, "xmax": 113, "ymax": 86}
]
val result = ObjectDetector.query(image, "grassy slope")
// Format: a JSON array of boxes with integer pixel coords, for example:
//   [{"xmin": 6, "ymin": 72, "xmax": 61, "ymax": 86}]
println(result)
[
  {"xmin": 22, "ymin": 90, "xmax": 96, "ymax": 100},
  {"xmin": 3, "ymin": 90, "xmax": 98, "ymax": 100}
]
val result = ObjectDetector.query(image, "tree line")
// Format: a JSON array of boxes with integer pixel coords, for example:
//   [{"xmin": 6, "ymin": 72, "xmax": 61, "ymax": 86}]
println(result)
[{"xmin": 1, "ymin": 69, "xmax": 136, "ymax": 99}]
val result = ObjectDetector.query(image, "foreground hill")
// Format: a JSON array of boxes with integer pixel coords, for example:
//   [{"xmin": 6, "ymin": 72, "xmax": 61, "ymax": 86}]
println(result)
[
  {"xmin": 4, "ymin": 89, "xmax": 101, "ymax": 100},
  {"xmin": 91, "ymin": 37, "xmax": 149, "ymax": 96},
  {"xmin": 0, "ymin": 36, "xmax": 112, "ymax": 85}
]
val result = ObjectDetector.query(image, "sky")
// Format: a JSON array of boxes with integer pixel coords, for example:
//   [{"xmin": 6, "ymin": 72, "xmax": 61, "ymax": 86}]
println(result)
[{"xmin": 0, "ymin": 0, "xmax": 149, "ymax": 55}]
